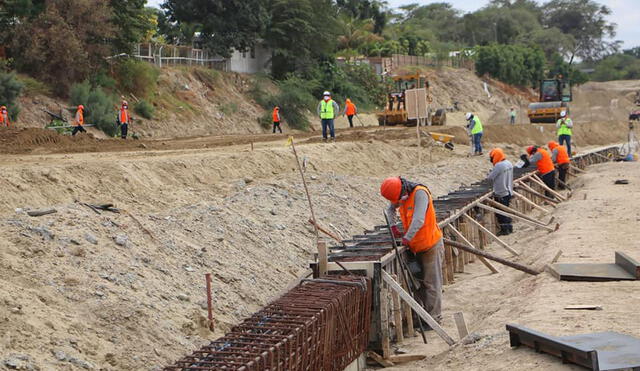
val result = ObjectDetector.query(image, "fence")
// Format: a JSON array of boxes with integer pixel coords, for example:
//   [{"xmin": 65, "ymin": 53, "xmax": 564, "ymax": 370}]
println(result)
[
  {"xmin": 133, "ymin": 43, "xmax": 227, "ymax": 71},
  {"xmin": 391, "ymin": 54, "xmax": 474, "ymax": 71}
]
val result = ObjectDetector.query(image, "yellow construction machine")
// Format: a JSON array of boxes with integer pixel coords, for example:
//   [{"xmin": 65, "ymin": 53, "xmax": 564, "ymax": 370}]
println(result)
[
  {"xmin": 377, "ymin": 72, "xmax": 446, "ymax": 126},
  {"xmin": 527, "ymin": 78, "xmax": 572, "ymax": 123}
]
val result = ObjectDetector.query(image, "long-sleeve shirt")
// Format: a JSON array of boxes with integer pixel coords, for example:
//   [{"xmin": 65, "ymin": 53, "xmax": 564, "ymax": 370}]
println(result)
[
  {"xmin": 316, "ymin": 100, "xmax": 340, "ymax": 119},
  {"xmin": 487, "ymin": 160, "xmax": 514, "ymax": 197},
  {"xmin": 551, "ymin": 148, "xmax": 559, "ymax": 163},
  {"xmin": 556, "ymin": 118, "xmax": 573, "ymax": 129},
  {"xmin": 529, "ymin": 151, "xmax": 542, "ymax": 166},
  {"xmin": 385, "ymin": 189, "xmax": 429, "ymax": 241}
]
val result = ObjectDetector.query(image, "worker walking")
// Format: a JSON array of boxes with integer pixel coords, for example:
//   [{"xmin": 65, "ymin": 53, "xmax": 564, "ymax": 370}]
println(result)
[
  {"xmin": 523, "ymin": 145, "xmax": 556, "ymax": 191},
  {"xmin": 0, "ymin": 106, "xmax": 10, "ymax": 127},
  {"xmin": 381, "ymin": 177, "xmax": 444, "ymax": 325},
  {"xmin": 548, "ymin": 141, "xmax": 571, "ymax": 189},
  {"xmin": 317, "ymin": 91, "xmax": 339, "ymax": 142},
  {"xmin": 487, "ymin": 148, "xmax": 514, "ymax": 235},
  {"xmin": 343, "ymin": 98, "xmax": 357, "ymax": 128},
  {"xmin": 509, "ymin": 108, "xmax": 516, "ymax": 125},
  {"xmin": 272, "ymin": 106, "xmax": 282, "ymax": 134},
  {"xmin": 556, "ymin": 111, "xmax": 573, "ymax": 157},
  {"xmin": 72, "ymin": 105, "xmax": 86, "ymax": 136},
  {"xmin": 117, "ymin": 101, "xmax": 131, "ymax": 139},
  {"xmin": 466, "ymin": 112, "xmax": 484, "ymax": 155}
]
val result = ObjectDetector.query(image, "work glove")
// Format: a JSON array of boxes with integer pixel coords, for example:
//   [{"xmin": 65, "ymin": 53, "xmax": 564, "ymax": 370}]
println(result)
[
  {"xmin": 401, "ymin": 238, "xmax": 410, "ymax": 247},
  {"xmin": 391, "ymin": 225, "xmax": 402, "ymax": 238}
]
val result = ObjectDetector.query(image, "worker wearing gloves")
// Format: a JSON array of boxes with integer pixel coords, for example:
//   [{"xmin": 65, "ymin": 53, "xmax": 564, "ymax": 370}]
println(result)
[
  {"xmin": 466, "ymin": 112, "xmax": 483, "ymax": 155},
  {"xmin": 317, "ymin": 91, "xmax": 339, "ymax": 142},
  {"xmin": 272, "ymin": 106, "xmax": 282, "ymax": 133},
  {"xmin": 487, "ymin": 148, "xmax": 514, "ymax": 235},
  {"xmin": 381, "ymin": 176, "xmax": 444, "ymax": 325},
  {"xmin": 522, "ymin": 145, "xmax": 556, "ymax": 191},
  {"xmin": 72, "ymin": 105, "xmax": 86, "ymax": 136},
  {"xmin": 556, "ymin": 111, "xmax": 573, "ymax": 157},
  {"xmin": 117, "ymin": 101, "xmax": 131, "ymax": 139},
  {"xmin": 548, "ymin": 141, "xmax": 571, "ymax": 189},
  {"xmin": 343, "ymin": 98, "xmax": 357, "ymax": 128},
  {"xmin": 0, "ymin": 106, "xmax": 10, "ymax": 127}
]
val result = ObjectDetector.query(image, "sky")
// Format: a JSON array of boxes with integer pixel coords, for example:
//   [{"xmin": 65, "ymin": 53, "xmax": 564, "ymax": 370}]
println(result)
[{"xmin": 147, "ymin": 0, "xmax": 640, "ymax": 49}]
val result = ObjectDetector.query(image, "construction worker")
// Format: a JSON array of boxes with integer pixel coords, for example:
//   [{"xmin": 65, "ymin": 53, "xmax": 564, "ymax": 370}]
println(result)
[
  {"xmin": 72, "ymin": 105, "xmax": 86, "ymax": 136},
  {"xmin": 117, "ymin": 101, "xmax": 131, "ymax": 139},
  {"xmin": 523, "ymin": 145, "xmax": 556, "ymax": 191},
  {"xmin": 548, "ymin": 141, "xmax": 571, "ymax": 190},
  {"xmin": 556, "ymin": 111, "xmax": 573, "ymax": 157},
  {"xmin": 509, "ymin": 107, "xmax": 516, "ymax": 125},
  {"xmin": 317, "ymin": 91, "xmax": 339, "ymax": 142},
  {"xmin": 272, "ymin": 106, "xmax": 282, "ymax": 133},
  {"xmin": 466, "ymin": 112, "xmax": 483, "ymax": 155},
  {"xmin": 343, "ymin": 98, "xmax": 357, "ymax": 128},
  {"xmin": 381, "ymin": 177, "xmax": 444, "ymax": 325},
  {"xmin": 0, "ymin": 106, "xmax": 10, "ymax": 127},
  {"xmin": 487, "ymin": 148, "xmax": 514, "ymax": 235}
]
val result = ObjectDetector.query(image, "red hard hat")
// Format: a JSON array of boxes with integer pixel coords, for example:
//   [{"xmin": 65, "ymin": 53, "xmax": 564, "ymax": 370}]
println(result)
[
  {"xmin": 526, "ymin": 146, "xmax": 536, "ymax": 155},
  {"xmin": 78, "ymin": 105, "xmax": 84, "ymax": 110},
  {"xmin": 380, "ymin": 177, "xmax": 402, "ymax": 202}
]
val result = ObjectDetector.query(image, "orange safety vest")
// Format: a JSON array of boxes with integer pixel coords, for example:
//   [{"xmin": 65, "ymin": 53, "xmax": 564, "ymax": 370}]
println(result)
[
  {"xmin": 398, "ymin": 185, "xmax": 443, "ymax": 253},
  {"xmin": 272, "ymin": 108, "xmax": 280, "ymax": 122},
  {"xmin": 0, "ymin": 111, "xmax": 9, "ymax": 127},
  {"xmin": 345, "ymin": 101, "xmax": 356, "ymax": 116},
  {"xmin": 75, "ymin": 109, "xmax": 84, "ymax": 126},
  {"xmin": 119, "ymin": 108, "xmax": 130, "ymax": 124},
  {"xmin": 536, "ymin": 148, "xmax": 555, "ymax": 174},
  {"xmin": 555, "ymin": 145, "xmax": 570, "ymax": 165}
]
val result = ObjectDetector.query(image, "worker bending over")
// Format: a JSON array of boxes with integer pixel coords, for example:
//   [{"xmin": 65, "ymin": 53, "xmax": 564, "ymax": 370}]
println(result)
[
  {"xmin": 0, "ymin": 106, "xmax": 10, "ymax": 127},
  {"xmin": 72, "ymin": 105, "xmax": 86, "ymax": 136},
  {"xmin": 343, "ymin": 98, "xmax": 357, "ymax": 128},
  {"xmin": 117, "ymin": 101, "xmax": 131, "ymax": 139},
  {"xmin": 317, "ymin": 91, "xmax": 339, "ymax": 142},
  {"xmin": 548, "ymin": 141, "xmax": 571, "ymax": 189},
  {"xmin": 556, "ymin": 111, "xmax": 573, "ymax": 157},
  {"xmin": 466, "ymin": 112, "xmax": 484, "ymax": 155},
  {"xmin": 381, "ymin": 177, "xmax": 444, "ymax": 325},
  {"xmin": 487, "ymin": 148, "xmax": 514, "ymax": 235},
  {"xmin": 523, "ymin": 145, "xmax": 556, "ymax": 191},
  {"xmin": 272, "ymin": 106, "xmax": 282, "ymax": 133}
]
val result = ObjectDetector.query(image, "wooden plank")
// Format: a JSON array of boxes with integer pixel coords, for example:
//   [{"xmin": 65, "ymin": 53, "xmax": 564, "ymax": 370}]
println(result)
[
  {"xmin": 477, "ymin": 203, "xmax": 556, "ymax": 232},
  {"xmin": 380, "ymin": 281, "xmax": 391, "ymax": 358},
  {"xmin": 530, "ymin": 175, "xmax": 567, "ymax": 201},
  {"xmin": 453, "ymin": 312, "xmax": 469, "ymax": 340},
  {"xmin": 564, "ymin": 305, "xmax": 603, "ymax": 311},
  {"xmin": 615, "ymin": 251, "xmax": 640, "ymax": 279},
  {"xmin": 446, "ymin": 225, "xmax": 499, "ymax": 274},
  {"xmin": 444, "ymin": 239, "xmax": 540, "ymax": 276},
  {"xmin": 26, "ymin": 208, "xmax": 57, "ymax": 217},
  {"xmin": 391, "ymin": 274, "xmax": 404, "ymax": 344},
  {"xmin": 463, "ymin": 213, "xmax": 520, "ymax": 256},
  {"xmin": 551, "ymin": 250, "xmax": 563, "ymax": 264},
  {"xmin": 517, "ymin": 182, "xmax": 559, "ymax": 205},
  {"xmin": 318, "ymin": 242, "xmax": 328, "ymax": 276},
  {"xmin": 400, "ymin": 274, "xmax": 415, "ymax": 338},
  {"xmin": 444, "ymin": 244, "xmax": 455, "ymax": 283},
  {"xmin": 485, "ymin": 198, "xmax": 550, "ymax": 225},
  {"xmin": 513, "ymin": 191, "xmax": 550, "ymax": 214},
  {"xmin": 382, "ymin": 270, "xmax": 456, "ymax": 346},
  {"xmin": 367, "ymin": 351, "xmax": 394, "ymax": 367},
  {"xmin": 387, "ymin": 354, "xmax": 427, "ymax": 363}
]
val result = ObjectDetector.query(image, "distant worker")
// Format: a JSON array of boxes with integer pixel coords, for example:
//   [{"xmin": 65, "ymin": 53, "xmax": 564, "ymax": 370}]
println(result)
[
  {"xmin": 556, "ymin": 111, "xmax": 573, "ymax": 157},
  {"xmin": 0, "ymin": 106, "xmax": 10, "ymax": 127},
  {"xmin": 548, "ymin": 141, "xmax": 571, "ymax": 190},
  {"xmin": 317, "ymin": 91, "xmax": 339, "ymax": 142},
  {"xmin": 117, "ymin": 101, "xmax": 131, "ymax": 139},
  {"xmin": 344, "ymin": 98, "xmax": 357, "ymax": 128},
  {"xmin": 509, "ymin": 107, "xmax": 516, "ymax": 125},
  {"xmin": 466, "ymin": 112, "xmax": 484, "ymax": 155},
  {"xmin": 272, "ymin": 106, "xmax": 282, "ymax": 133},
  {"xmin": 487, "ymin": 148, "xmax": 514, "ymax": 235},
  {"xmin": 523, "ymin": 145, "xmax": 556, "ymax": 191},
  {"xmin": 72, "ymin": 105, "xmax": 86, "ymax": 136},
  {"xmin": 381, "ymin": 177, "xmax": 444, "ymax": 325}
]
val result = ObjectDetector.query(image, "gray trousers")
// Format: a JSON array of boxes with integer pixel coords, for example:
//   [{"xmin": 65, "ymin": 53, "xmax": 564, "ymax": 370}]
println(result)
[{"xmin": 416, "ymin": 238, "xmax": 444, "ymax": 323}]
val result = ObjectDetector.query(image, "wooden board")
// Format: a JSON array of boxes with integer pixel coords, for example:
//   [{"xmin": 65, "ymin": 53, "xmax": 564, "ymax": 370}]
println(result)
[{"xmin": 405, "ymin": 88, "xmax": 428, "ymax": 120}]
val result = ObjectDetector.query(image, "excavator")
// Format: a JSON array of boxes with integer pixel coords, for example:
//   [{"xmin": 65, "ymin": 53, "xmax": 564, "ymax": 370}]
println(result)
[
  {"xmin": 377, "ymin": 72, "xmax": 446, "ymax": 126},
  {"xmin": 527, "ymin": 78, "xmax": 572, "ymax": 123}
]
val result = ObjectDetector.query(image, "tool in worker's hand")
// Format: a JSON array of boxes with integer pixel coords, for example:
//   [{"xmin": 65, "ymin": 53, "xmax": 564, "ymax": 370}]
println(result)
[
  {"xmin": 384, "ymin": 211, "xmax": 428, "ymax": 344},
  {"xmin": 355, "ymin": 114, "xmax": 365, "ymax": 127}
]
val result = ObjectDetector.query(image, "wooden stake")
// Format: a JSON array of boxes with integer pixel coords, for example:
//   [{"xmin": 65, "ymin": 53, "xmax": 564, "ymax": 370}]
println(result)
[
  {"xmin": 531, "ymin": 175, "xmax": 567, "ymax": 201},
  {"xmin": 318, "ymin": 242, "xmax": 328, "ymax": 276},
  {"xmin": 477, "ymin": 203, "xmax": 556, "ymax": 232},
  {"xmin": 444, "ymin": 239, "xmax": 540, "ymax": 276},
  {"xmin": 205, "ymin": 273, "xmax": 215, "ymax": 331},
  {"xmin": 463, "ymin": 213, "xmax": 520, "ymax": 256},
  {"xmin": 401, "ymin": 275, "xmax": 415, "ymax": 338},
  {"xmin": 445, "ymin": 244, "xmax": 455, "ymax": 283},
  {"xmin": 391, "ymin": 274, "xmax": 404, "ymax": 344},
  {"xmin": 551, "ymin": 250, "xmax": 563, "ymax": 264},
  {"xmin": 485, "ymin": 199, "xmax": 550, "ymax": 225},
  {"xmin": 380, "ymin": 281, "xmax": 391, "ymax": 358},
  {"xmin": 367, "ymin": 351, "xmax": 394, "ymax": 367},
  {"xmin": 516, "ymin": 182, "xmax": 559, "ymax": 205},
  {"xmin": 570, "ymin": 164, "xmax": 587, "ymax": 174},
  {"xmin": 446, "ymin": 225, "xmax": 499, "ymax": 274},
  {"xmin": 387, "ymin": 354, "xmax": 427, "ymax": 363},
  {"xmin": 453, "ymin": 312, "xmax": 469, "ymax": 340},
  {"xmin": 513, "ymin": 191, "xmax": 550, "ymax": 214}
]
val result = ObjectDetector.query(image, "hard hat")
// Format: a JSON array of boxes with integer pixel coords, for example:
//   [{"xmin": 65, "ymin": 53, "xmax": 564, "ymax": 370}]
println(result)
[
  {"xmin": 547, "ymin": 141, "xmax": 558, "ymax": 150},
  {"xmin": 526, "ymin": 145, "xmax": 537, "ymax": 155},
  {"xmin": 465, "ymin": 112, "xmax": 472, "ymax": 120},
  {"xmin": 274, "ymin": 106, "xmax": 279, "ymax": 110},
  {"xmin": 323, "ymin": 91, "xmax": 331, "ymax": 96},
  {"xmin": 560, "ymin": 111, "xmax": 566, "ymax": 117},
  {"xmin": 380, "ymin": 177, "xmax": 402, "ymax": 203},
  {"xmin": 78, "ymin": 105, "xmax": 84, "ymax": 110},
  {"xmin": 0, "ymin": 106, "xmax": 6, "ymax": 110},
  {"xmin": 122, "ymin": 100, "xmax": 128, "ymax": 106},
  {"xmin": 489, "ymin": 148, "xmax": 505, "ymax": 165}
]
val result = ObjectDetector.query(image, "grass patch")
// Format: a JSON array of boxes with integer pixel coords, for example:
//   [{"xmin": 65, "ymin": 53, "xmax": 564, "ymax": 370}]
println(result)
[{"xmin": 17, "ymin": 74, "xmax": 52, "ymax": 96}]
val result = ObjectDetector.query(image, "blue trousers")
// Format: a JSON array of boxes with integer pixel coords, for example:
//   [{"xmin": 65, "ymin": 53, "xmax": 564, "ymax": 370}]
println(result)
[
  {"xmin": 321, "ymin": 119, "xmax": 335, "ymax": 139},
  {"xmin": 558, "ymin": 134, "xmax": 571, "ymax": 157},
  {"xmin": 473, "ymin": 132, "xmax": 483, "ymax": 153}
]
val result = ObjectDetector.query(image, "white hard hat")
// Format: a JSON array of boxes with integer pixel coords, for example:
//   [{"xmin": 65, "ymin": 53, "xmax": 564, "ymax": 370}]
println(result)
[
  {"xmin": 323, "ymin": 91, "xmax": 331, "ymax": 96},
  {"xmin": 465, "ymin": 112, "xmax": 472, "ymax": 120},
  {"xmin": 560, "ymin": 111, "xmax": 566, "ymax": 117}
]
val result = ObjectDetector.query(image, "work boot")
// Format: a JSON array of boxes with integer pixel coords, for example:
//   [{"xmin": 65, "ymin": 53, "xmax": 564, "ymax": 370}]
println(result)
[
  {"xmin": 331, "ymin": 137, "xmax": 336, "ymax": 142},
  {"xmin": 322, "ymin": 138, "xmax": 328, "ymax": 143},
  {"xmin": 497, "ymin": 228, "xmax": 508, "ymax": 236}
]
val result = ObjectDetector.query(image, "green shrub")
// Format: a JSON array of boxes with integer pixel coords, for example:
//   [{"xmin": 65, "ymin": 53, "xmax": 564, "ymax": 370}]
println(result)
[
  {"xmin": 475, "ymin": 44, "xmax": 545, "ymax": 87},
  {"xmin": 134, "ymin": 99, "xmax": 155, "ymax": 119},
  {"xmin": 0, "ymin": 72, "xmax": 24, "ymax": 120},
  {"xmin": 17, "ymin": 74, "xmax": 51, "ymax": 96},
  {"xmin": 70, "ymin": 81, "xmax": 118, "ymax": 136},
  {"xmin": 220, "ymin": 102, "xmax": 238, "ymax": 116},
  {"xmin": 114, "ymin": 59, "xmax": 159, "ymax": 99}
]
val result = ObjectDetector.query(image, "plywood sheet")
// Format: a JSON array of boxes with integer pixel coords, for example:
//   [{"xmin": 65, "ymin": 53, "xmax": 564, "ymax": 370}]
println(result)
[{"xmin": 405, "ymin": 88, "xmax": 428, "ymax": 120}]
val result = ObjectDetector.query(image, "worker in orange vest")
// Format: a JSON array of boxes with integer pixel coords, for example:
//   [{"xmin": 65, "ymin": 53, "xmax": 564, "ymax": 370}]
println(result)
[
  {"xmin": 71, "ymin": 105, "xmax": 86, "ymax": 136},
  {"xmin": 117, "ymin": 101, "xmax": 131, "ymax": 139},
  {"xmin": 0, "ymin": 106, "xmax": 10, "ymax": 127},
  {"xmin": 272, "ymin": 106, "xmax": 282, "ymax": 134},
  {"xmin": 548, "ymin": 141, "xmax": 571, "ymax": 189},
  {"xmin": 381, "ymin": 176, "xmax": 444, "ymax": 325},
  {"xmin": 343, "ymin": 98, "xmax": 357, "ymax": 128},
  {"xmin": 524, "ymin": 145, "xmax": 556, "ymax": 191}
]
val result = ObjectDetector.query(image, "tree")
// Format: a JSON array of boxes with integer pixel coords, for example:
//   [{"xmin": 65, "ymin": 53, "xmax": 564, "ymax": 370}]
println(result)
[
  {"xmin": 0, "ymin": 72, "xmax": 24, "ymax": 120},
  {"xmin": 475, "ymin": 44, "xmax": 544, "ymax": 86},
  {"xmin": 110, "ymin": 0, "xmax": 157, "ymax": 53},
  {"xmin": 591, "ymin": 54, "xmax": 640, "ymax": 81},
  {"xmin": 542, "ymin": 0, "xmax": 619, "ymax": 63},
  {"xmin": 162, "ymin": 0, "xmax": 268, "ymax": 57},
  {"xmin": 0, "ymin": 0, "xmax": 45, "ymax": 44},
  {"xmin": 335, "ymin": 0, "xmax": 387, "ymax": 34}
]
